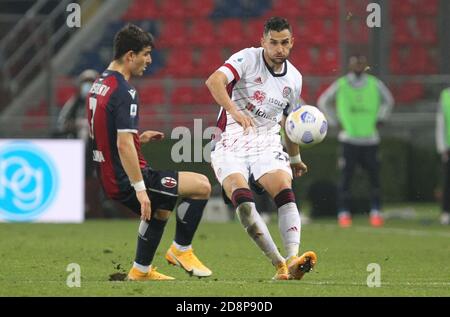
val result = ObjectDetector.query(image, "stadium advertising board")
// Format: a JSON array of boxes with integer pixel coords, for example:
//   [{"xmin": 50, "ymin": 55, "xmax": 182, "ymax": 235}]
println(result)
[{"xmin": 0, "ymin": 139, "xmax": 84, "ymax": 223}]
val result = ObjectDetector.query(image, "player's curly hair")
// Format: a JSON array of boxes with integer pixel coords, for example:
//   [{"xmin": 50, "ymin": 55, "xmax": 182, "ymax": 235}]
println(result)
[
  {"xmin": 264, "ymin": 17, "xmax": 292, "ymax": 36},
  {"xmin": 113, "ymin": 24, "xmax": 154, "ymax": 60}
]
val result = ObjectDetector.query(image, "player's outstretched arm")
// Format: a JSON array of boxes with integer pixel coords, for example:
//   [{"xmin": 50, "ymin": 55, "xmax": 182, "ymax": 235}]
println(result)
[
  {"xmin": 205, "ymin": 71, "xmax": 255, "ymax": 132},
  {"xmin": 139, "ymin": 130, "xmax": 164, "ymax": 143},
  {"xmin": 281, "ymin": 115, "xmax": 308, "ymax": 178},
  {"xmin": 117, "ymin": 131, "xmax": 151, "ymax": 220}
]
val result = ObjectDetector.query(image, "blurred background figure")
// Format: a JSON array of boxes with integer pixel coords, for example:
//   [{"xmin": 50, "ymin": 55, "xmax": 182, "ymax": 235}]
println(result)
[
  {"xmin": 436, "ymin": 86, "xmax": 450, "ymax": 225},
  {"xmin": 53, "ymin": 69, "xmax": 107, "ymax": 218},
  {"xmin": 55, "ymin": 69, "xmax": 98, "ymax": 139},
  {"xmin": 318, "ymin": 55, "xmax": 394, "ymax": 228}
]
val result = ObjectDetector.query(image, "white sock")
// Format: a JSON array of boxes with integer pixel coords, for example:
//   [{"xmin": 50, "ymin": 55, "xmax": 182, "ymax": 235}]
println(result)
[
  {"xmin": 133, "ymin": 262, "xmax": 150, "ymax": 273},
  {"xmin": 278, "ymin": 202, "xmax": 301, "ymax": 259},
  {"xmin": 338, "ymin": 211, "xmax": 351, "ymax": 218},
  {"xmin": 173, "ymin": 241, "xmax": 192, "ymax": 252},
  {"xmin": 236, "ymin": 202, "xmax": 285, "ymax": 266}
]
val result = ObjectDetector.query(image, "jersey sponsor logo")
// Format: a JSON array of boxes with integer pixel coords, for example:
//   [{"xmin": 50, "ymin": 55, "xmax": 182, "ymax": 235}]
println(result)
[
  {"xmin": 161, "ymin": 177, "xmax": 177, "ymax": 189},
  {"xmin": 283, "ymin": 86, "xmax": 292, "ymax": 98},
  {"xmin": 89, "ymin": 82, "xmax": 110, "ymax": 96},
  {"xmin": 128, "ymin": 89, "xmax": 136, "ymax": 99},
  {"xmin": 246, "ymin": 102, "xmax": 277, "ymax": 122},
  {"xmin": 268, "ymin": 97, "xmax": 286, "ymax": 108},
  {"xmin": 130, "ymin": 104, "xmax": 137, "ymax": 117},
  {"xmin": 251, "ymin": 90, "xmax": 266, "ymax": 105}
]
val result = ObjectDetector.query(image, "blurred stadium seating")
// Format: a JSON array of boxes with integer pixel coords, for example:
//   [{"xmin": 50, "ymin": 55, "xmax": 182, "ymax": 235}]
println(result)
[{"xmin": 0, "ymin": 0, "xmax": 449, "ymax": 136}]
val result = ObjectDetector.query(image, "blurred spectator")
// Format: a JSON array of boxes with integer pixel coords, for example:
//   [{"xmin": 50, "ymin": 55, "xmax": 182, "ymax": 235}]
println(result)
[
  {"xmin": 318, "ymin": 55, "xmax": 394, "ymax": 228},
  {"xmin": 54, "ymin": 69, "xmax": 118, "ymax": 218},
  {"xmin": 55, "ymin": 69, "xmax": 98, "ymax": 139},
  {"xmin": 435, "ymin": 87, "xmax": 450, "ymax": 225}
]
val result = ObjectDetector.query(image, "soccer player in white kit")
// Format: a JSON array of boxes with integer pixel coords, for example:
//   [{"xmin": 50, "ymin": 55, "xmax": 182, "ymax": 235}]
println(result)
[{"xmin": 206, "ymin": 17, "xmax": 317, "ymax": 280}]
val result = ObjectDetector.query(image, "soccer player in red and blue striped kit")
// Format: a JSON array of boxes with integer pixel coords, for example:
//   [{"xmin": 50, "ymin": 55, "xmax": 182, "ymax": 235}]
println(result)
[{"xmin": 87, "ymin": 24, "xmax": 212, "ymax": 280}]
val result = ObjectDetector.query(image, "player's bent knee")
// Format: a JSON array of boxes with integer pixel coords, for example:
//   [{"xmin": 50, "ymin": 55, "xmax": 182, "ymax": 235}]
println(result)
[
  {"xmin": 193, "ymin": 175, "xmax": 211, "ymax": 199},
  {"xmin": 274, "ymin": 188, "xmax": 296, "ymax": 208},
  {"xmin": 153, "ymin": 209, "xmax": 171, "ymax": 221}
]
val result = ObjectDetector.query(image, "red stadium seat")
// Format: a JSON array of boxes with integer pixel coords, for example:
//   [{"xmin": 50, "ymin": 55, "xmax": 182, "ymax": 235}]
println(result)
[
  {"xmin": 171, "ymin": 86, "xmax": 195, "ymax": 106},
  {"xmin": 216, "ymin": 19, "xmax": 246, "ymax": 49},
  {"xmin": 122, "ymin": 0, "xmax": 159, "ymax": 20},
  {"xmin": 344, "ymin": 0, "xmax": 367, "ymax": 17},
  {"xmin": 390, "ymin": 0, "xmax": 415, "ymax": 18},
  {"xmin": 193, "ymin": 86, "xmax": 215, "ymax": 105},
  {"xmin": 162, "ymin": 49, "xmax": 195, "ymax": 78},
  {"xmin": 56, "ymin": 83, "xmax": 76, "ymax": 106},
  {"xmin": 138, "ymin": 85, "xmax": 165, "ymax": 105},
  {"xmin": 289, "ymin": 49, "xmax": 314, "ymax": 75},
  {"xmin": 303, "ymin": 0, "xmax": 338, "ymax": 18},
  {"xmin": 265, "ymin": 0, "xmax": 301, "ymax": 18},
  {"xmin": 190, "ymin": 19, "xmax": 216, "ymax": 48},
  {"xmin": 390, "ymin": 45, "xmax": 438, "ymax": 75},
  {"xmin": 316, "ymin": 47, "xmax": 340, "ymax": 75},
  {"xmin": 157, "ymin": 19, "xmax": 188, "ymax": 48},
  {"xmin": 416, "ymin": 0, "xmax": 438, "ymax": 16},
  {"xmin": 416, "ymin": 18, "xmax": 438, "ymax": 45},
  {"xmin": 186, "ymin": 0, "xmax": 214, "ymax": 18},
  {"xmin": 392, "ymin": 18, "xmax": 413, "ymax": 45},
  {"xmin": 159, "ymin": 0, "xmax": 188, "ymax": 19},
  {"xmin": 194, "ymin": 48, "xmax": 224, "ymax": 78},
  {"xmin": 392, "ymin": 82, "xmax": 425, "ymax": 104},
  {"xmin": 246, "ymin": 19, "xmax": 265, "ymax": 47},
  {"xmin": 345, "ymin": 18, "xmax": 369, "ymax": 44}
]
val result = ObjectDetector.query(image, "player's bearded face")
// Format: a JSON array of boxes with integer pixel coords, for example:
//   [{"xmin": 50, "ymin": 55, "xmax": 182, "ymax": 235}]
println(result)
[
  {"xmin": 131, "ymin": 47, "xmax": 152, "ymax": 76},
  {"xmin": 262, "ymin": 30, "xmax": 293, "ymax": 65}
]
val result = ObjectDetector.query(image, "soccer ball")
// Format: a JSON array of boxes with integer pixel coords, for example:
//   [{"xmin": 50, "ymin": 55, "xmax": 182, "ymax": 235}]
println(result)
[{"xmin": 285, "ymin": 105, "xmax": 328, "ymax": 146}]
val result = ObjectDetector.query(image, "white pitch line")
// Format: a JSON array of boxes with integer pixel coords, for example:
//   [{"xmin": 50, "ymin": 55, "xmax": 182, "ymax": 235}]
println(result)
[{"xmin": 308, "ymin": 224, "xmax": 450, "ymax": 238}]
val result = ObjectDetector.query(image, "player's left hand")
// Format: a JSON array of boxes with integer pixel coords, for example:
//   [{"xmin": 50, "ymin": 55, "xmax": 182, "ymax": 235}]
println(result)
[
  {"xmin": 291, "ymin": 162, "xmax": 308, "ymax": 177},
  {"xmin": 139, "ymin": 130, "xmax": 164, "ymax": 143}
]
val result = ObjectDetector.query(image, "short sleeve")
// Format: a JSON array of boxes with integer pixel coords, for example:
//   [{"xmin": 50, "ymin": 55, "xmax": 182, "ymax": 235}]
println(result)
[
  {"xmin": 217, "ymin": 48, "xmax": 250, "ymax": 84},
  {"xmin": 114, "ymin": 88, "xmax": 139, "ymax": 133}
]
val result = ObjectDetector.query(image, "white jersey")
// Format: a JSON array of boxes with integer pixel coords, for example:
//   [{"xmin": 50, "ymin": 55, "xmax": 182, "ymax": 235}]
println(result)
[
  {"xmin": 210, "ymin": 47, "xmax": 302, "ymax": 184},
  {"xmin": 215, "ymin": 47, "xmax": 303, "ymax": 140}
]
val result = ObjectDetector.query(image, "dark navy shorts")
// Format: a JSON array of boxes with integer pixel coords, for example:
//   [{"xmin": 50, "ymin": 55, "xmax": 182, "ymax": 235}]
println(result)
[{"xmin": 120, "ymin": 168, "xmax": 179, "ymax": 215}]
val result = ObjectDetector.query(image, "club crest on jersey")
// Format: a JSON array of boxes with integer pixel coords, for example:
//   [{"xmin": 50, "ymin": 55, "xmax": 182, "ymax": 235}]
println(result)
[
  {"xmin": 251, "ymin": 90, "xmax": 266, "ymax": 105},
  {"xmin": 283, "ymin": 86, "xmax": 292, "ymax": 98},
  {"xmin": 161, "ymin": 177, "xmax": 177, "ymax": 188}
]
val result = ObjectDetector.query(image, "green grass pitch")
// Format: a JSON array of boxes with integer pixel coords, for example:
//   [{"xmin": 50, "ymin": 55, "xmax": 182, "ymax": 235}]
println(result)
[{"xmin": 0, "ymin": 204, "xmax": 449, "ymax": 297}]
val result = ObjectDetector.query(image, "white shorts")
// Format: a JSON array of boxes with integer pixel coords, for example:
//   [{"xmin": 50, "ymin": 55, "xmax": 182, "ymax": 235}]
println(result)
[{"xmin": 210, "ymin": 134, "xmax": 293, "ymax": 185}]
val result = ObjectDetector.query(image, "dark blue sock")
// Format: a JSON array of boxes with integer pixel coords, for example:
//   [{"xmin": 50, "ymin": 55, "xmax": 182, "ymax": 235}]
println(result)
[
  {"xmin": 135, "ymin": 217, "xmax": 167, "ymax": 266},
  {"xmin": 174, "ymin": 198, "xmax": 208, "ymax": 246}
]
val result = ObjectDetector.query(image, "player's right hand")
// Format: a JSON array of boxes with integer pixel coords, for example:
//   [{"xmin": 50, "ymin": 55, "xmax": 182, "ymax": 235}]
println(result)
[
  {"xmin": 229, "ymin": 109, "xmax": 255, "ymax": 134},
  {"xmin": 136, "ymin": 190, "xmax": 152, "ymax": 221}
]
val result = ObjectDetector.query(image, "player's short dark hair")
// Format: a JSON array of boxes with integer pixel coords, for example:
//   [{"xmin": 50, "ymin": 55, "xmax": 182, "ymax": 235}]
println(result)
[
  {"xmin": 113, "ymin": 24, "xmax": 154, "ymax": 60},
  {"xmin": 263, "ymin": 17, "xmax": 292, "ymax": 36}
]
